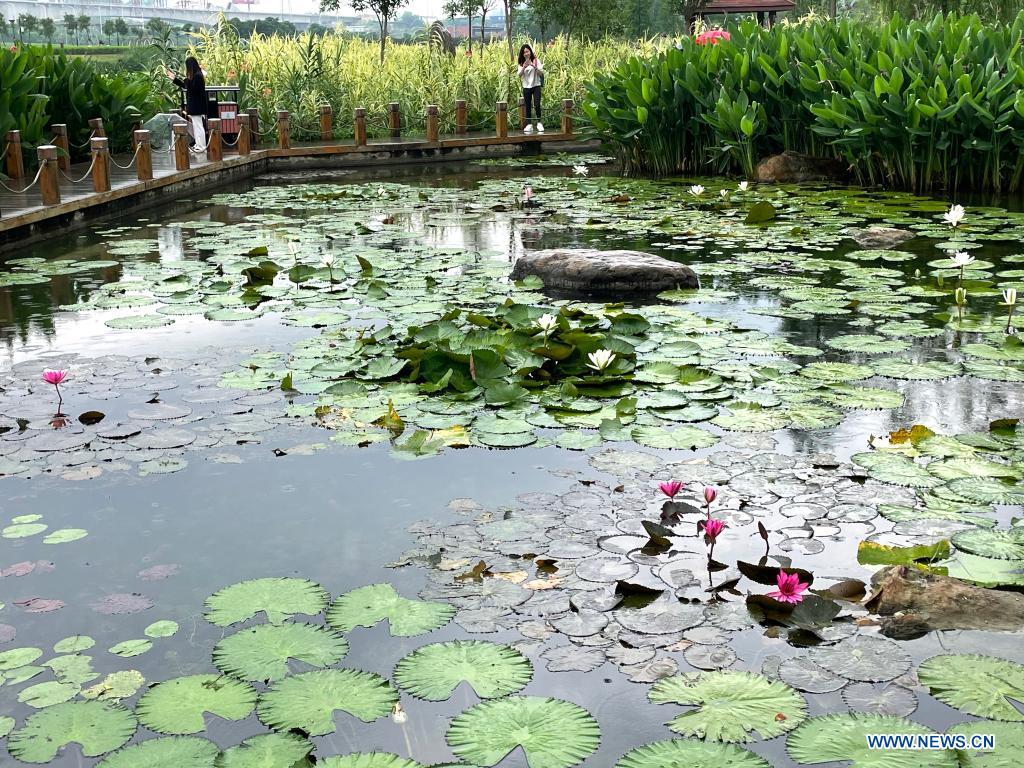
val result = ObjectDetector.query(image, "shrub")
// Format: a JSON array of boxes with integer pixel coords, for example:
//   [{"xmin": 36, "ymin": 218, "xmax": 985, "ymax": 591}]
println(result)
[{"xmin": 583, "ymin": 13, "xmax": 1024, "ymax": 192}]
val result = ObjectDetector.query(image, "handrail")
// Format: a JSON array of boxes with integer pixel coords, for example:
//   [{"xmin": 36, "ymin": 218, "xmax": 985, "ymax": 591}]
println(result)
[{"xmin": 0, "ymin": 162, "xmax": 45, "ymax": 194}]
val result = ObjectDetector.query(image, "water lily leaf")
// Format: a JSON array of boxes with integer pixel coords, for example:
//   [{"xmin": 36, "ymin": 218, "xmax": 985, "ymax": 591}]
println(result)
[
  {"xmin": 649, "ymin": 670, "xmax": 806, "ymax": 742},
  {"xmin": 946, "ymin": 477, "xmax": 1024, "ymax": 505},
  {"xmin": 842, "ymin": 683, "xmax": 917, "ymax": 717},
  {"xmin": 257, "ymin": 668, "xmax": 398, "ymax": 735},
  {"xmin": 317, "ymin": 755, "xmax": 421, "ymax": 768},
  {"xmin": 786, "ymin": 713, "xmax": 956, "ymax": 767},
  {"xmin": 777, "ymin": 657, "xmax": 846, "ymax": 693},
  {"xmin": 799, "ymin": 362, "xmax": 874, "ymax": 383},
  {"xmin": 82, "ymin": 671, "xmax": 146, "ymax": 702},
  {"xmin": 394, "ymin": 640, "xmax": 532, "ymax": 701},
  {"xmin": 0, "ymin": 646, "xmax": 43, "ymax": 669},
  {"xmin": 54, "ymin": 635, "xmax": 95, "ymax": 653},
  {"xmin": 808, "ymin": 636, "xmax": 911, "ymax": 682},
  {"xmin": 7, "ymin": 700, "xmax": 137, "ymax": 763},
  {"xmin": 204, "ymin": 578, "xmax": 330, "ymax": 627},
  {"xmin": 948, "ymin": 721, "xmax": 1024, "ymax": 767},
  {"xmin": 851, "ymin": 452, "xmax": 942, "ymax": 488},
  {"xmin": 42, "ymin": 528, "xmax": 88, "ymax": 544},
  {"xmin": 145, "ymin": 620, "xmax": 180, "ymax": 638},
  {"xmin": 616, "ymin": 738, "xmax": 771, "ymax": 768},
  {"xmin": 213, "ymin": 623, "xmax": 349, "ymax": 682},
  {"xmin": 928, "ymin": 457, "xmax": 1020, "ymax": 482},
  {"xmin": 936, "ymin": 551, "xmax": 1024, "ymax": 587},
  {"xmin": 951, "ymin": 528, "xmax": 1024, "ymax": 560},
  {"xmin": 327, "ymin": 583, "xmax": 454, "ymax": 636},
  {"xmin": 97, "ymin": 736, "xmax": 219, "ymax": 768},
  {"xmin": 872, "ymin": 359, "xmax": 962, "ymax": 380},
  {"xmin": 0, "ymin": 717, "xmax": 13, "ymax": 738},
  {"xmin": 446, "ymin": 696, "xmax": 600, "ymax": 768},
  {"xmin": 109, "ymin": 639, "xmax": 153, "ymax": 658},
  {"xmin": 104, "ymin": 314, "xmax": 174, "ymax": 329},
  {"xmin": 745, "ymin": 202, "xmax": 777, "ymax": 224},
  {"xmin": 857, "ymin": 539, "xmax": 949, "ymax": 565},
  {"xmin": 918, "ymin": 654, "xmax": 1024, "ymax": 721},
  {"xmin": 136, "ymin": 674, "xmax": 257, "ymax": 735},
  {"xmin": 18, "ymin": 680, "xmax": 81, "ymax": 707},
  {"xmin": 826, "ymin": 335, "xmax": 910, "ymax": 354},
  {"xmin": 631, "ymin": 425, "xmax": 719, "ymax": 450},
  {"xmin": 214, "ymin": 732, "xmax": 314, "ymax": 768}
]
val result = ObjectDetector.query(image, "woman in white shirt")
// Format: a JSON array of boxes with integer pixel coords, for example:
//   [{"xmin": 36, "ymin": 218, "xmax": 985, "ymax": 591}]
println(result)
[{"xmin": 517, "ymin": 44, "xmax": 544, "ymax": 134}]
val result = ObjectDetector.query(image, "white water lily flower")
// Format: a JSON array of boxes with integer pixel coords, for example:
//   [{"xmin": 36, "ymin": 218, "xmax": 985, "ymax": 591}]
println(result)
[
  {"xmin": 1003, "ymin": 288, "xmax": 1018, "ymax": 306},
  {"xmin": 377, "ymin": 186, "xmax": 387, "ymax": 197},
  {"xmin": 738, "ymin": 181, "xmax": 750, "ymax": 192},
  {"xmin": 391, "ymin": 702, "xmax": 408, "ymax": 724},
  {"xmin": 320, "ymin": 255, "xmax": 336, "ymax": 268},
  {"xmin": 943, "ymin": 203, "xmax": 965, "ymax": 227},
  {"xmin": 586, "ymin": 349, "xmax": 616, "ymax": 372},
  {"xmin": 536, "ymin": 313, "xmax": 558, "ymax": 332},
  {"xmin": 719, "ymin": 189, "xmax": 729, "ymax": 199},
  {"xmin": 573, "ymin": 164, "xmax": 589, "ymax": 177},
  {"xmin": 954, "ymin": 287, "xmax": 968, "ymax": 306},
  {"xmin": 949, "ymin": 251, "xmax": 975, "ymax": 268},
  {"xmin": 689, "ymin": 184, "xmax": 705, "ymax": 197}
]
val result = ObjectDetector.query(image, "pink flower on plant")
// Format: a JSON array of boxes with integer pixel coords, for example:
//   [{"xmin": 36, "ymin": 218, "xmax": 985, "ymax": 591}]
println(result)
[
  {"xmin": 767, "ymin": 570, "xmax": 810, "ymax": 605},
  {"xmin": 523, "ymin": 185, "xmax": 534, "ymax": 202},
  {"xmin": 42, "ymin": 370, "xmax": 68, "ymax": 386},
  {"xmin": 659, "ymin": 480, "xmax": 683, "ymax": 499},
  {"xmin": 703, "ymin": 517, "xmax": 724, "ymax": 542},
  {"xmin": 703, "ymin": 486, "xmax": 717, "ymax": 505},
  {"xmin": 695, "ymin": 29, "xmax": 731, "ymax": 46}
]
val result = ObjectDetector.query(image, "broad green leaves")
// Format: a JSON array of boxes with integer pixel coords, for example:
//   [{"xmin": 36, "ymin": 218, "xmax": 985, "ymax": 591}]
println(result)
[
  {"xmin": 616, "ymin": 739, "xmax": 771, "ymax": 768},
  {"xmin": 97, "ymin": 737, "xmax": 219, "ymax": 768},
  {"xmin": 786, "ymin": 714, "xmax": 956, "ymax": 767},
  {"xmin": 257, "ymin": 669, "xmax": 398, "ymax": 735},
  {"xmin": 213, "ymin": 623, "xmax": 349, "ymax": 682},
  {"xmin": 136, "ymin": 675, "xmax": 257, "ymax": 735},
  {"xmin": 204, "ymin": 578, "xmax": 330, "ymax": 627},
  {"xmin": 327, "ymin": 584, "xmax": 454, "ymax": 637},
  {"xmin": 8, "ymin": 701, "xmax": 137, "ymax": 763},
  {"xmin": 394, "ymin": 641, "xmax": 532, "ymax": 701},
  {"xmin": 648, "ymin": 671, "xmax": 806, "ymax": 742},
  {"xmin": 918, "ymin": 655, "xmax": 1024, "ymax": 721}
]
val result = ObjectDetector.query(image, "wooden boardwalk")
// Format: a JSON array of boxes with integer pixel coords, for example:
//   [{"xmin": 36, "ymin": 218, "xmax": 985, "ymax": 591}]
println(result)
[{"xmin": 0, "ymin": 128, "xmax": 588, "ymax": 239}]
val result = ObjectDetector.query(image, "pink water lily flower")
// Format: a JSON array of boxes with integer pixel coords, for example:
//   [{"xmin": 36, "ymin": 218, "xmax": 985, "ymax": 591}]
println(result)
[
  {"xmin": 767, "ymin": 570, "xmax": 810, "ymax": 605},
  {"xmin": 703, "ymin": 517, "xmax": 724, "ymax": 541},
  {"xmin": 42, "ymin": 370, "xmax": 68, "ymax": 386},
  {"xmin": 659, "ymin": 480, "xmax": 684, "ymax": 499},
  {"xmin": 704, "ymin": 486, "xmax": 717, "ymax": 505}
]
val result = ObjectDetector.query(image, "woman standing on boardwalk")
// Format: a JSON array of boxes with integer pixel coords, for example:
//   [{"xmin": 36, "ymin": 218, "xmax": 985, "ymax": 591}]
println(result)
[
  {"xmin": 517, "ymin": 44, "xmax": 544, "ymax": 135},
  {"xmin": 166, "ymin": 56, "xmax": 208, "ymax": 151}
]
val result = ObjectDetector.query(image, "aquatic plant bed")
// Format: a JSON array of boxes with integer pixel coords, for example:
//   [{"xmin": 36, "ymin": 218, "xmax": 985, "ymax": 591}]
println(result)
[{"xmin": 0, "ymin": 158, "xmax": 1022, "ymax": 767}]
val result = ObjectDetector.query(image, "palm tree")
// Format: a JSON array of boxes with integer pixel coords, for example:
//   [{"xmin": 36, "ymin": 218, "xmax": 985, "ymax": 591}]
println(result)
[
  {"xmin": 39, "ymin": 18, "xmax": 56, "ymax": 43},
  {"xmin": 63, "ymin": 15, "xmax": 77, "ymax": 45}
]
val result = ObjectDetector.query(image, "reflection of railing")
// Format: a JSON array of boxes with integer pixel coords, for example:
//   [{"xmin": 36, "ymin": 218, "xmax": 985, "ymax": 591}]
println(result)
[{"xmin": 3, "ymin": 98, "xmax": 584, "ymax": 224}]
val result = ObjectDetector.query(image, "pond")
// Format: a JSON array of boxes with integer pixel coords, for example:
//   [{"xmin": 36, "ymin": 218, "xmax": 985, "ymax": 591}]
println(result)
[{"xmin": 0, "ymin": 155, "xmax": 1023, "ymax": 768}]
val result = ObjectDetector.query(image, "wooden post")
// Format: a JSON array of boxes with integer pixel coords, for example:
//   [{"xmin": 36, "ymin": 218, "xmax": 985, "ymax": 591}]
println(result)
[
  {"xmin": 276, "ymin": 110, "xmax": 290, "ymax": 150},
  {"xmin": 37, "ymin": 145, "xmax": 60, "ymax": 206},
  {"xmin": 90, "ymin": 137, "xmax": 110, "ymax": 193},
  {"xmin": 237, "ymin": 114, "xmax": 251, "ymax": 156},
  {"xmin": 388, "ymin": 102, "xmax": 401, "ymax": 137},
  {"xmin": 518, "ymin": 97, "xmax": 526, "ymax": 128},
  {"xmin": 319, "ymin": 104, "xmax": 333, "ymax": 141},
  {"xmin": 173, "ymin": 124, "xmax": 190, "ymax": 171},
  {"xmin": 51, "ymin": 124, "xmax": 70, "ymax": 172},
  {"xmin": 246, "ymin": 108, "xmax": 260, "ymax": 147},
  {"xmin": 88, "ymin": 117, "xmax": 106, "ymax": 138},
  {"xmin": 134, "ymin": 130, "xmax": 153, "ymax": 181},
  {"xmin": 425, "ymin": 105, "xmax": 439, "ymax": 143},
  {"xmin": 5, "ymin": 130, "xmax": 24, "ymax": 180},
  {"xmin": 496, "ymin": 101, "xmax": 508, "ymax": 139},
  {"xmin": 354, "ymin": 108, "xmax": 367, "ymax": 147},
  {"xmin": 207, "ymin": 118, "xmax": 222, "ymax": 161},
  {"xmin": 562, "ymin": 99, "xmax": 574, "ymax": 136},
  {"xmin": 455, "ymin": 99, "xmax": 467, "ymax": 135}
]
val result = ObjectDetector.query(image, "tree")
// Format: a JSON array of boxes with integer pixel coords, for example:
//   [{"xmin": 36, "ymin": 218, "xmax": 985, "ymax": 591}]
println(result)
[
  {"xmin": 63, "ymin": 14, "xmax": 77, "ymax": 45},
  {"xmin": 18, "ymin": 14, "xmax": 37, "ymax": 42},
  {"xmin": 444, "ymin": 0, "xmax": 475, "ymax": 52},
  {"xmin": 114, "ymin": 18, "xmax": 130, "ymax": 45},
  {"xmin": 77, "ymin": 14, "xmax": 91, "ymax": 44},
  {"xmin": 102, "ymin": 19, "xmax": 117, "ymax": 43},
  {"xmin": 320, "ymin": 0, "xmax": 409, "ymax": 63},
  {"xmin": 39, "ymin": 17, "xmax": 56, "ymax": 43},
  {"xmin": 501, "ymin": 0, "xmax": 523, "ymax": 60}
]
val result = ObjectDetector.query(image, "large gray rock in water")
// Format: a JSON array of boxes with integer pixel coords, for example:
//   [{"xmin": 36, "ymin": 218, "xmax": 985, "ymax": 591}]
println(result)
[
  {"xmin": 756, "ymin": 151, "xmax": 847, "ymax": 183},
  {"xmin": 845, "ymin": 226, "xmax": 916, "ymax": 249},
  {"xmin": 511, "ymin": 249, "xmax": 698, "ymax": 295}
]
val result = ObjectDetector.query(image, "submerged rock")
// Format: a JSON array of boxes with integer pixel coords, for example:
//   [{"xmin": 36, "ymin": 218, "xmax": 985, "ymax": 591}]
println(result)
[
  {"xmin": 866, "ymin": 565, "xmax": 1024, "ymax": 637},
  {"xmin": 755, "ymin": 151, "xmax": 848, "ymax": 183},
  {"xmin": 510, "ymin": 249, "xmax": 698, "ymax": 296},
  {"xmin": 846, "ymin": 226, "xmax": 916, "ymax": 249}
]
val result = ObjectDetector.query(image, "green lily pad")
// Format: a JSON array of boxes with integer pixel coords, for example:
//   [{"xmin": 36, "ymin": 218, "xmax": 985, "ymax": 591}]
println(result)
[
  {"xmin": 648, "ymin": 671, "xmax": 806, "ymax": 743},
  {"xmin": 951, "ymin": 528, "xmax": 1024, "ymax": 560},
  {"xmin": 136, "ymin": 674, "xmax": 257, "ymax": 735},
  {"xmin": 214, "ymin": 732, "xmax": 315, "ymax": 768},
  {"xmin": 326, "ymin": 583, "xmax": 454, "ymax": 637},
  {"xmin": 204, "ymin": 578, "xmax": 330, "ymax": 627},
  {"xmin": 7, "ymin": 700, "xmax": 137, "ymax": 763},
  {"xmin": 786, "ymin": 713, "xmax": 956, "ymax": 767},
  {"xmin": 104, "ymin": 314, "xmax": 175, "ymax": 329},
  {"xmin": 213, "ymin": 623, "xmax": 349, "ymax": 682},
  {"xmin": 97, "ymin": 736, "xmax": 219, "ymax": 768},
  {"xmin": 145, "ymin": 620, "xmax": 180, "ymax": 638},
  {"xmin": 394, "ymin": 640, "xmax": 532, "ymax": 701},
  {"xmin": 109, "ymin": 639, "xmax": 153, "ymax": 658},
  {"xmin": 852, "ymin": 452, "xmax": 942, "ymax": 488},
  {"xmin": 257, "ymin": 668, "xmax": 398, "ymax": 736},
  {"xmin": 317, "ymin": 756, "xmax": 422, "ymax": 768},
  {"xmin": 446, "ymin": 696, "xmax": 600, "ymax": 768},
  {"xmin": 946, "ymin": 477, "xmax": 1024, "ymax": 505},
  {"xmin": 917, "ymin": 654, "xmax": 1024, "ymax": 721},
  {"xmin": 948, "ymin": 721, "xmax": 1024, "ymax": 767},
  {"xmin": 18, "ymin": 680, "xmax": 81, "ymax": 708},
  {"xmin": 42, "ymin": 528, "xmax": 88, "ymax": 544},
  {"xmin": 616, "ymin": 739, "xmax": 770, "ymax": 768},
  {"xmin": 54, "ymin": 636, "xmax": 95, "ymax": 653}
]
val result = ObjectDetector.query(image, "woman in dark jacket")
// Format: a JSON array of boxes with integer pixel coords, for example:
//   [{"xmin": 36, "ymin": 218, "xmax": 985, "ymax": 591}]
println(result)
[{"xmin": 166, "ymin": 56, "xmax": 207, "ymax": 150}]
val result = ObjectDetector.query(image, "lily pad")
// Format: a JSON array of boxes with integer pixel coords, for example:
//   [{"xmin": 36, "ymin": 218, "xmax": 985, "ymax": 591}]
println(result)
[
  {"xmin": 917, "ymin": 654, "xmax": 1024, "ymax": 721},
  {"xmin": 204, "ymin": 578, "xmax": 330, "ymax": 627},
  {"xmin": 213, "ymin": 623, "xmax": 349, "ymax": 682},
  {"xmin": 7, "ymin": 700, "xmax": 137, "ymax": 763},
  {"xmin": 257, "ymin": 668, "xmax": 398, "ymax": 735},
  {"xmin": 394, "ymin": 640, "xmax": 532, "ymax": 701},
  {"xmin": 214, "ymin": 732, "xmax": 314, "ymax": 768},
  {"xmin": 616, "ymin": 739, "xmax": 770, "ymax": 768},
  {"xmin": 446, "ymin": 696, "xmax": 600, "ymax": 768},
  {"xmin": 136, "ymin": 674, "xmax": 257, "ymax": 735},
  {"xmin": 808, "ymin": 636, "xmax": 911, "ymax": 682},
  {"xmin": 648, "ymin": 671, "xmax": 806, "ymax": 743},
  {"xmin": 786, "ymin": 713, "xmax": 956, "ymax": 767},
  {"xmin": 96, "ymin": 736, "xmax": 219, "ymax": 768},
  {"xmin": 327, "ymin": 583, "xmax": 455, "ymax": 636}
]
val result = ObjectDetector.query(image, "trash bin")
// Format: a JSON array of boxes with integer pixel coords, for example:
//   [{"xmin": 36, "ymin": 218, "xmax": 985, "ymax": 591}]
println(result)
[{"xmin": 205, "ymin": 86, "xmax": 241, "ymax": 140}]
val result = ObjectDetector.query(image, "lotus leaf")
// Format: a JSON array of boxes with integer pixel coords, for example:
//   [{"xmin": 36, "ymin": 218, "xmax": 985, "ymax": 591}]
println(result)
[
  {"xmin": 786, "ymin": 713, "xmax": 956, "ymax": 767},
  {"xmin": 257, "ymin": 668, "xmax": 398, "ymax": 735},
  {"xmin": 7, "ymin": 700, "xmax": 137, "ymax": 763},
  {"xmin": 204, "ymin": 578, "xmax": 330, "ymax": 627},
  {"xmin": 136, "ymin": 674, "xmax": 257, "ymax": 735},
  {"xmin": 327, "ymin": 583, "xmax": 455, "ymax": 636},
  {"xmin": 214, "ymin": 732, "xmax": 314, "ymax": 768},
  {"xmin": 918, "ymin": 654, "xmax": 1024, "ymax": 720},
  {"xmin": 213, "ymin": 623, "xmax": 349, "ymax": 682},
  {"xmin": 394, "ymin": 640, "xmax": 532, "ymax": 701},
  {"xmin": 615, "ymin": 739, "xmax": 771, "ymax": 768},
  {"xmin": 97, "ymin": 736, "xmax": 219, "ymax": 768}
]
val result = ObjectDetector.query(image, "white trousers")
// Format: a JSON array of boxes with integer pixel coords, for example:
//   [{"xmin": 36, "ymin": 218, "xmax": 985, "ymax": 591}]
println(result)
[{"xmin": 189, "ymin": 115, "xmax": 207, "ymax": 151}]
